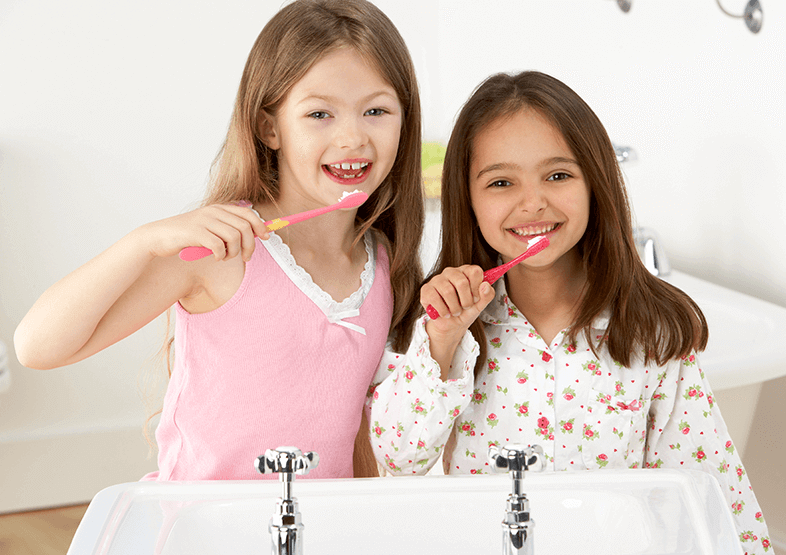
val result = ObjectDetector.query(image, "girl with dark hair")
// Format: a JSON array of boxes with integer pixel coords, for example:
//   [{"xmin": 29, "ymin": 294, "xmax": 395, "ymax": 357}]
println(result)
[{"xmin": 368, "ymin": 71, "xmax": 769, "ymax": 551}]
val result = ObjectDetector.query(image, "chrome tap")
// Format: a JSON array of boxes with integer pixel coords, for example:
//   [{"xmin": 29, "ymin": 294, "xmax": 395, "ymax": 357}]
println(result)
[
  {"xmin": 489, "ymin": 444, "xmax": 545, "ymax": 555},
  {"xmin": 633, "ymin": 227, "xmax": 671, "ymax": 277},
  {"xmin": 255, "ymin": 446, "xmax": 319, "ymax": 555}
]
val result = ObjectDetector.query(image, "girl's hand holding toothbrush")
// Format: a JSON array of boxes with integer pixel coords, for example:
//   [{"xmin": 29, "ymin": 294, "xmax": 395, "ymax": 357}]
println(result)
[
  {"xmin": 420, "ymin": 238, "xmax": 549, "ymax": 377},
  {"xmin": 420, "ymin": 265, "xmax": 496, "ymax": 378},
  {"xmin": 144, "ymin": 202, "xmax": 269, "ymax": 262}
]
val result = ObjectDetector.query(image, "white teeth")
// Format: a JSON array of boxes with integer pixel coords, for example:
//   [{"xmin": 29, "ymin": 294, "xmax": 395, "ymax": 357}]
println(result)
[
  {"xmin": 329, "ymin": 162, "xmax": 369, "ymax": 169},
  {"xmin": 326, "ymin": 162, "xmax": 369, "ymax": 180},
  {"xmin": 511, "ymin": 224, "xmax": 558, "ymax": 236}
]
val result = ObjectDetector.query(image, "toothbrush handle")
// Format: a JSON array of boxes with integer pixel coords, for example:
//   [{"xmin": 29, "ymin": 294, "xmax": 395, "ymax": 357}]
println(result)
[
  {"xmin": 177, "ymin": 208, "xmax": 333, "ymax": 261},
  {"xmin": 178, "ymin": 215, "xmax": 288, "ymax": 261},
  {"xmin": 178, "ymin": 194, "xmax": 365, "ymax": 261},
  {"xmin": 179, "ymin": 246, "xmax": 214, "ymax": 261},
  {"xmin": 280, "ymin": 204, "xmax": 337, "ymax": 226},
  {"xmin": 483, "ymin": 237, "xmax": 550, "ymax": 285}
]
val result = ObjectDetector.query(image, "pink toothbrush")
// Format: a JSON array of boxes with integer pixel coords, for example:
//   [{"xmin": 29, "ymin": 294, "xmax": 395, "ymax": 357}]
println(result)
[
  {"xmin": 179, "ymin": 190, "xmax": 370, "ymax": 261},
  {"xmin": 426, "ymin": 235, "xmax": 550, "ymax": 320}
]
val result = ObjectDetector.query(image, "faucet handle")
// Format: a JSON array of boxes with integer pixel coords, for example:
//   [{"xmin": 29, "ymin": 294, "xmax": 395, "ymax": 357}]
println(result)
[
  {"xmin": 489, "ymin": 444, "xmax": 545, "ymax": 473},
  {"xmin": 256, "ymin": 446, "xmax": 320, "ymax": 477},
  {"xmin": 256, "ymin": 447, "xmax": 318, "ymax": 555}
]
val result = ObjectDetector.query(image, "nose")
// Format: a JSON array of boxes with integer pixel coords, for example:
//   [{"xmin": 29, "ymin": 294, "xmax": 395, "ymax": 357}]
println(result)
[
  {"xmin": 516, "ymin": 180, "xmax": 547, "ymax": 214},
  {"xmin": 333, "ymin": 115, "xmax": 368, "ymax": 150}
]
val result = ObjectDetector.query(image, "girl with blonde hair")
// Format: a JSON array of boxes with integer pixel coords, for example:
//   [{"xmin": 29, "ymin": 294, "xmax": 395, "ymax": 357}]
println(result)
[{"xmin": 16, "ymin": 0, "xmax": 424, "ymax": 481}]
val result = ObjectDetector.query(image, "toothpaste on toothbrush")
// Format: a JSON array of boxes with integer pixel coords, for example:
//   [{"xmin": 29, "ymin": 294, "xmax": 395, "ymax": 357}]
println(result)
[{"xmin": 339, "ymin": 189, "xmax": 363, "ymax": 201}]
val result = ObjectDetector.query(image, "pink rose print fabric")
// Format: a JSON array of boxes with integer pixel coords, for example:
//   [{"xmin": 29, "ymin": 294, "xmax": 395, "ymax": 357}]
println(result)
[{"xmin": 367, "ymin": 280, "xmax": 770, "ymax": 554}]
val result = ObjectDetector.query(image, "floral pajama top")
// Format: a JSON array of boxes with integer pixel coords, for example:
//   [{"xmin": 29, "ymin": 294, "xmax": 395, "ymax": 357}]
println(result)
[{"xmin": 367, "ymin": 280, "xmax": 771, "ymax": 554}]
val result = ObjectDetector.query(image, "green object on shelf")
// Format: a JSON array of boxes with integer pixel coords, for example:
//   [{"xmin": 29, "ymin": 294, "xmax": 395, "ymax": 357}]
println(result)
[{"xmin": 422, "ymin": 142, "xmax": 446, "ymax": 198}]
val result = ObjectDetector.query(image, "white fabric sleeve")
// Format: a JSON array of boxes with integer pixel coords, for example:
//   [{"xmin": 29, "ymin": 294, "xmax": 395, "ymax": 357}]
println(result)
[{"xmin": 366, "ymin": 316, "xmax": 479, "ymax": 475}]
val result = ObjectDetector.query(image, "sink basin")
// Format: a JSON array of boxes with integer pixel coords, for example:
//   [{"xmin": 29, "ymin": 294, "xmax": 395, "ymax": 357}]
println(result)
[
  {"xmin": 69, "ymin": 469, "xmax": 741, "ymax": 554},
  {"xmin": 666, "ymin": 270, "xmax": 786, "ymax": 390}
]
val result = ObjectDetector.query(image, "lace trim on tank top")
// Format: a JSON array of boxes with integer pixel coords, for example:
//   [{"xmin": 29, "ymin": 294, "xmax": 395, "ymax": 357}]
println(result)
[{"xmin": 261, "ymin": 231, "xmax": 376, "ymax": 335}]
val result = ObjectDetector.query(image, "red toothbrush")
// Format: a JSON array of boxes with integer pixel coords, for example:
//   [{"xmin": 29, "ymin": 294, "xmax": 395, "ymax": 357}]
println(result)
[
  {"xmin": 179, "ymin": 191, "xmax": 369, "ymax": 261},
  {"xmin": 426, "ymin": 236, "xmax": 549, "ymax": 320}
]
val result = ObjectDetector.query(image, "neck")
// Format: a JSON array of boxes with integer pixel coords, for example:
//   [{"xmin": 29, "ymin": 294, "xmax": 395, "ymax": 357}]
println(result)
[
  {"xmin": 256, "ymin": 197, "xmax": 369, "ymax": 303},
  {"xmin": 256, "ymin": 198, "xmax": 359, "ymax": 256},
  {"xmin": 505, "ymin": 249, "xmax": 587, "ymax": 344}
]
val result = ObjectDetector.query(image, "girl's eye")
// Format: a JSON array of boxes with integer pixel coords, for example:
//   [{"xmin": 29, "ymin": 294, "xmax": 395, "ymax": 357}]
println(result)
[
  {"xmin": 547, "ymin": 172, "xmax": 571, "ymax": 182},
  {"xmin": 489, "ymin": 180, "xmax": 512, "ymax": 188},
  {"xmin": 364, "ymin": 108, "xmax": 388, "ymax": 117},
  {"xmin": 308, "ymin": 111, "xmax": 331, "ymax": 120}
]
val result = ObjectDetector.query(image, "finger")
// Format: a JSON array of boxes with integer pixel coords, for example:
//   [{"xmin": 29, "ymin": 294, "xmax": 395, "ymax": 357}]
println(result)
[
  {"xmin": 434, "ymin": 280, "xmax": 465, "ymax": 317},
  {"xmin": 205, "ymin": 221, "xmax": 244, "ymax": 260},
  {"xmin": 425, "ymin": 304, "xmax": 440, "ymax": 320},
  {"xmin": 421, "ymin": 275, "xmax": 463, "ymax": 319},
  {"xmin": 239, "ymin": 222, "xmax": 257, "ymax": 260},
  {"xmin": 420, "ymin": 288, "xmax": 451, "ymax": 320},
  {"xmin": 214, "ymin": 212, "xmax": 261, "ymax": 261},
  {"xmin": 225, "ymin": 212, "xmax": 258, "ymax": 261},
  {"xmin": 219, "ymin": 204, "xmax": 270, "ymax": 241},
  {"xmin": 240, "ymin": 207, "xmax": 270, "ymax": 241},
  {"xmin": 464, "ymin": 265, "xmax": 485, "ymax": 304},
  {"xmin": 453, "ymin": 266, "xmax": 484, "ymax": 310},
  {"xmin": 454, "ymin": 281, "xmax": 495, "ymax": 326},
  {"xmin": 421, "ymin": 266, "xmax": 476, "ymax": 319},
  {"xmin": 193, "ymin": 232, "xmax": 227, "ymax": 261}
]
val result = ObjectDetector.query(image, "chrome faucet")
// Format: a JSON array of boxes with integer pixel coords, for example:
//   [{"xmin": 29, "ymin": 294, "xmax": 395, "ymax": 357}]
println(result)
[
  {"xmin": 633, "ymin": 227, "xmax": 671, "ymax": 277},
  {"xmin": 489, "ymin": 444, "xmax": 545, "ymax": 555},
  {"xmin": 255, "ymin": 446, "xmax": 319, "ymax": 555}
]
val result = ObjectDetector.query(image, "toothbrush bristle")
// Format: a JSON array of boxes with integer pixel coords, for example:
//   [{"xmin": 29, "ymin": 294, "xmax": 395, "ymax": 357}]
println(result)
[{"xmin": 337, "ymin": 191, "xmax": 369, "ymax": 208}]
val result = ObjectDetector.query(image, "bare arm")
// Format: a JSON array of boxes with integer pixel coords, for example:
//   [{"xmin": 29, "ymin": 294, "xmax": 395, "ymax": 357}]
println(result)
[{"xmin": 14, "ymin": 204, "xmax": 269, "ymax": 369}]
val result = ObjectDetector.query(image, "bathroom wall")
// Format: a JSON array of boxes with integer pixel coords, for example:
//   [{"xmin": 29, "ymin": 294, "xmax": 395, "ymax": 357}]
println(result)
[{"xmin": 1, "ymin": 0, "xmax": 784, "ymax": 546}]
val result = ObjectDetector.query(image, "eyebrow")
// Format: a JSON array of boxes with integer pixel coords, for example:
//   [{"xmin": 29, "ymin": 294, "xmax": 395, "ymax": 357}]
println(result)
[
  {"xmin": 476, "ymin": 162, "xmax": 521, "ymax": 179},
  {"xmin": 475, "ymin": 157, "xmax": 580, "ymax": 179},
  {"xmin": 297, "ymin": 90, "xmax": 398, "ymax": 106}
]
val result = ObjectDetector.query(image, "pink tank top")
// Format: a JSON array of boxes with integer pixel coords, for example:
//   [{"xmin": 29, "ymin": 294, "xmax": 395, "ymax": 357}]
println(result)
[{"xmin": 143, "ymin": 232, "xmax": 392, "ymax": 481}]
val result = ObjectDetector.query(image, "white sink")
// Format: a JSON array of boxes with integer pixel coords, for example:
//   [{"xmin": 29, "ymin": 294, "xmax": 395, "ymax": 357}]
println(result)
[
  {"xmin": 666, "ymin": 270, "xmax": 786, "ymax": 390},
  {"xmin": 69, "ymin": 469, "xmax": 741, "ymax": 555}
]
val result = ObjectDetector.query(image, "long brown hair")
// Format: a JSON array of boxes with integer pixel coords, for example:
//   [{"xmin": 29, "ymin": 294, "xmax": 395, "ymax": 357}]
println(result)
[
  {"xmin": 436, "ymin": 71, "xmax": 707, "ymax": 372},
  {"xmin": 152, "ymin": 0, "xmax": 424, "ymax": 477}
]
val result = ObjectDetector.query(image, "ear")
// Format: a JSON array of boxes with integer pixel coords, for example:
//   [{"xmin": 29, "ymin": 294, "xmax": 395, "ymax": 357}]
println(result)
[{"xmin": 257, "ymin": 111, "xmax": 280, "ymax": 150}]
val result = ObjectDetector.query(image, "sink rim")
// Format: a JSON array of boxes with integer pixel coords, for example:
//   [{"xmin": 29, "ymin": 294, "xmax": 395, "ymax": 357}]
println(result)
[
  {"xmin": 665, "ymin": 269, "xmax": 786, "ymax": 390},
  {"xmin": 69, "ymin": 468, "xmax": 741, "ymax": 555}
]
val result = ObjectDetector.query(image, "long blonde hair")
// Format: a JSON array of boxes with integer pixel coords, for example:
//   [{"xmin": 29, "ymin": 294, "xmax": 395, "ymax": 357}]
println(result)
[
  {"xmin": 207, "ymin": 0, "xmax": 423, "ymax": 349},
  {"xmin": 148, "ymin": 0, "xmax": 424, "ymax": 478}
]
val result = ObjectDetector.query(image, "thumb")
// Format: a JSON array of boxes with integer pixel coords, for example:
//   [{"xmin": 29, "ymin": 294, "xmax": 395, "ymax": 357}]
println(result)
[{"xmin": 477, "ymin": 281, "xmax": 495, "ymax": 310}]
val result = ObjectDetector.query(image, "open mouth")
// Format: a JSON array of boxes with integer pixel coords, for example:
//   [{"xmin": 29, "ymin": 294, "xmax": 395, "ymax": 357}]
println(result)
[
  {"xmin": 323, "ymin": 161, "xmax": 371, "ymax": 181},
  {"xmin": 509, "ymin": 222, "xmax": 561, "ymax": 239}
]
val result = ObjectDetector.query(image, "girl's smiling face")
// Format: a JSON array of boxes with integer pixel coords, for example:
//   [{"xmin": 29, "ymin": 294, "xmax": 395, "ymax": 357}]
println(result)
[
  {"xmin": 263, "ymin": 47, "xmax": 402, "ymax": 210},
  {"xmin": 469, "ymin": 108, "xmax": 590, "ymax": 270}
]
